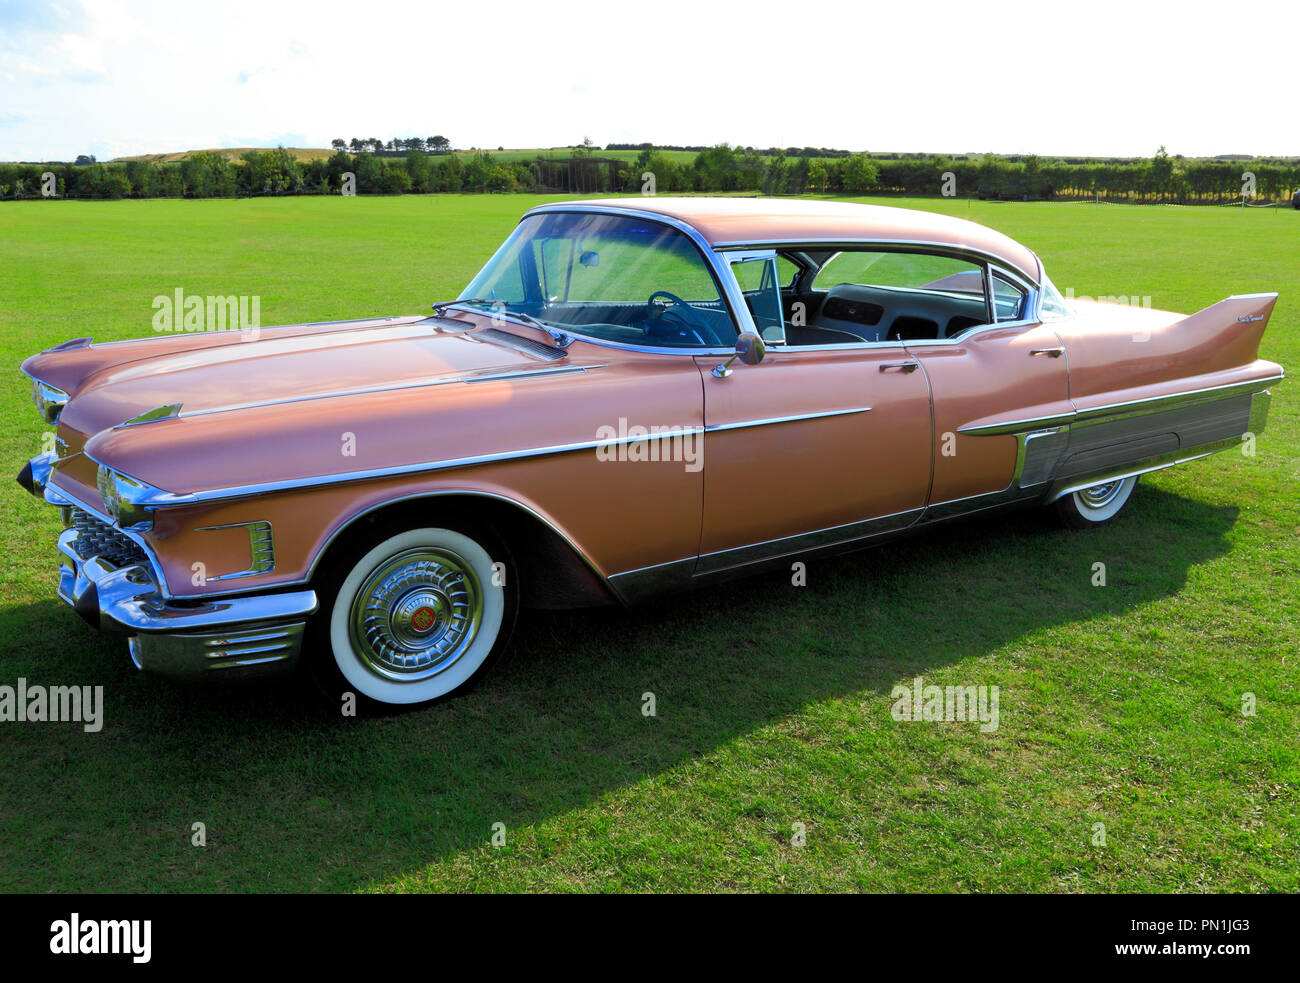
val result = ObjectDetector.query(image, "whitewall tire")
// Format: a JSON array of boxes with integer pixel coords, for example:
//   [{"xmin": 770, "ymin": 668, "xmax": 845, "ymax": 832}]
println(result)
[
  {"xmin": 322, "ymin": 526, "xmax": 512, "ymax": 707},
  {"xmin": 1055, "ymin": 475, "xmax": 1138, "ymax": 528}
]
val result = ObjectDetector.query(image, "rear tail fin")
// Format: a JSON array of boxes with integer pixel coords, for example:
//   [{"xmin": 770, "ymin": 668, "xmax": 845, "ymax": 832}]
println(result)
[{"xmin": 1177, "ymin": 293, "xmax": 1278, "ymax": 368}]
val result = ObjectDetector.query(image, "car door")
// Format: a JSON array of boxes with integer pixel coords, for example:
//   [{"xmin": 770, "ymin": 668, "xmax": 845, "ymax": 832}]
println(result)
[
  {"xmin": 903, "ymin": 267, "xmax": 1073, "ymax": 515},
  {"xmin": 694, "ymin": 254, "xmax": 932, "ymax": 573}
]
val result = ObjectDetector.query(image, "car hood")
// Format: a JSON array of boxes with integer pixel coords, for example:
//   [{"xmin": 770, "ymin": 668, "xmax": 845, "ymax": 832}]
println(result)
[{"xmin": 49, "ymin": 316, "xmax": 567, "ymax": 438}]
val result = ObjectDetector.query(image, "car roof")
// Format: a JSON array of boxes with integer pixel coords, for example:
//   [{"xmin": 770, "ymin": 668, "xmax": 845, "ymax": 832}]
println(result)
[{"xmin": 531, "ymin": 197, "xmax": 1042, "ymax": 284}]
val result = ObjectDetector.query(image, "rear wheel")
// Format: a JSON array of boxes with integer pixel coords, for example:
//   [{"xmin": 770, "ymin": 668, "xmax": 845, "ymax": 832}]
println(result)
[
  {"xmin": 1054, "ymin": 475, "xmax": 1138, "ymax": 528},
  {"xmin": 310, "ymin": 524, "xmax": 517, "ymax": 709}
]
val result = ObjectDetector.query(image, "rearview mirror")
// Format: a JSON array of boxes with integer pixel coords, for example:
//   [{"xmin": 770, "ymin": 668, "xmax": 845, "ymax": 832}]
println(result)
[{"xmin": 711, "ymin": 331, "xmax": 766, "ymax": 378}]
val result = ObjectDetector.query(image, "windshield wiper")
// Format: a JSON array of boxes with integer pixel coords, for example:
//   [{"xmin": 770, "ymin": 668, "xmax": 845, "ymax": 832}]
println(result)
[
  {"xmin": 432, "ymin": 298, "xmax": 492, "ymax": 316},
  {"xmin": 432, "ymin": 299, "xmax": 573, "ymax": 350}
]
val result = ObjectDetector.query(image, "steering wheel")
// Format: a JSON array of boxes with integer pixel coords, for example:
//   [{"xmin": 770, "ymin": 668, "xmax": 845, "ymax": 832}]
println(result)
[{"xmin": 644, "ymin": 291, "xmax": 716, "ymax": 344}]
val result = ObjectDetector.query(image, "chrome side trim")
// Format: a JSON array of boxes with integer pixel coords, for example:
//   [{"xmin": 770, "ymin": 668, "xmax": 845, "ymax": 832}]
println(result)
[
  {"xmin": 1068, "ymin": 376, "xmax": 1284, "ymax": 429},
  {"xmin": 104, "ymin": 404, "xmax": 876, "ymax": 507},
  {"xmin": 170, "ymin": 437, "xmax": 677, "ymax": 504},
  {"xmin": 695, "ymin": 506, "xmax": 925, "ymax": 575},
  {"xmin": 957, "ymin": 375, "xmax": 1285, "ymax": 436},
  {"xmin": 921, "ymin": 483, "xmax": 1041, "ymax": 523},
  {"xmin": 178, "ymin": 362, "xmax": 599, "ymax": 420},
  {"xmin": 605, "ymin": 557, "xmax": 697, "ymax": 604},
  {"xmin": 705, "ymin": 407, "xmax": 871, "ymax": 432},
  {"xmin": 461, "ymin": 364, "xmax": 595, "ymax": 384},
  {"xmin": 958, "ymin": 410, "xmax": 1076, "ymax": 437}
]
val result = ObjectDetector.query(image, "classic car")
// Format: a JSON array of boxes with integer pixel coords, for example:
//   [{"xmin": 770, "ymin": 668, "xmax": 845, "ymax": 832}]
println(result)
[{"xmin": 16, "ymin": 198, "xmax": 1283, "ymax": 708}]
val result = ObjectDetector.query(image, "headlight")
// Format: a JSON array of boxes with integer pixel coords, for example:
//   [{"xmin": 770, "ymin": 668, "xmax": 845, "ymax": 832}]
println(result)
[
  {"xmin": 95, "ymin": 463, "xmax": 154, "ymax": 531},
  {"xmin": 96, "ymin": 464, "xmax": 119, "ymax": 520},
  {"xmin": 31, "ymin": 378, "xmax": 69, "ymax": 424}
]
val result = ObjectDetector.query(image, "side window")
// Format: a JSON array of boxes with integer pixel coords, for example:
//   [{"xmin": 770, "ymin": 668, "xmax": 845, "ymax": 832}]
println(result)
[
  {"xmin": 991, "ymin": 272, "xmax": 1028, "ymax": 322},
  {"xmin": 808, "ymin": 249, "xmax": 989, "ymax": 342},
  {"xmin": 813, "ymin": 251, "xmax": 985, "ymax": 295}
]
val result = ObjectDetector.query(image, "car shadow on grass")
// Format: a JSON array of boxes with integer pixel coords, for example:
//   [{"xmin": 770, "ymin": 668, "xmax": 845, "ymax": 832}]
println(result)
[{"xmin": 0, "ymin": 484, "xmax": 1240, "ymax": 891}]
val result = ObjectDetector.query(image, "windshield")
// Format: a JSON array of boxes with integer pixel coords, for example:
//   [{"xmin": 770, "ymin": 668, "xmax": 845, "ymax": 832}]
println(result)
[{"xmin": 458, "ymin": 211, "xmax": 737, "ymax": 348}]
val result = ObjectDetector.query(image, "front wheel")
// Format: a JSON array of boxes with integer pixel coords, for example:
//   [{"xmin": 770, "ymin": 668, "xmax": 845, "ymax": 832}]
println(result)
[
  {"xmin": 311, "ymin": 525, "xmax": 517, "ymax": 709},
  {"xmin": 1054, "ymin": 475, "xmax": 1138, "ymax": 528}
]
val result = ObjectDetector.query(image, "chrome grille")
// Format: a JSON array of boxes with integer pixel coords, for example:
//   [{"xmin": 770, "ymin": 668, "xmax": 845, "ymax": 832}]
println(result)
[{"xmin": 69, "ymin": 508, "xmax": 149, "ymax": 568}]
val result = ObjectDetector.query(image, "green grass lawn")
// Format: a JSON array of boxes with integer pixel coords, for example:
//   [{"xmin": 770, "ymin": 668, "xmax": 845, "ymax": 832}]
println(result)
[{"xmin": 0, "ymin": 194, "xmax": 1295, "ymax": 892}]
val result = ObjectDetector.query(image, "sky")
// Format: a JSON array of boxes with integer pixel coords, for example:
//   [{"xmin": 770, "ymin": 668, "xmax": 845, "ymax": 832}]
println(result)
[{"xmin": 1, "ymin": 0, "xmax": 1295, "ymax": 162}]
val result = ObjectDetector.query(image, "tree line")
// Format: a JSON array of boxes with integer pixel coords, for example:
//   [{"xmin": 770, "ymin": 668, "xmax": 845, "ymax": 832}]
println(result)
[
  {"xmin": 2, "ymin": 144, "xmax": 1297, "ymax": 203},
  {"xmin": 331, "ymin": 136, "xmax": 451, "ymax": 154}
]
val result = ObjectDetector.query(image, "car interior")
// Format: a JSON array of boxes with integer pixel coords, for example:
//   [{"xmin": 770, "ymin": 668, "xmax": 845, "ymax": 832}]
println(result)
[{"xmin": 736, "ymin": 248, "xmax": 1028, "ymax": 346}]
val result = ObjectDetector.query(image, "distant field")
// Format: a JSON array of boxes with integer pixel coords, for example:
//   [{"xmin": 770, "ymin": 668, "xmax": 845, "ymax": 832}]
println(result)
[
  {"xmin": 112, "ymin": 146, "xmax": 338, "ymax": 164},
  {"xmin": 0, "ymin": 194, "xmax": 1296, "ymax": 892},
  {"xmin": 110, "ymin": 147, "xmax": 773, "ymax": 165}
]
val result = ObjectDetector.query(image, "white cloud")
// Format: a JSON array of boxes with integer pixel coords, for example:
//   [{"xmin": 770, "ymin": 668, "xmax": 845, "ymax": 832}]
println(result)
[{"xmin": 0, "ymin": 0, "xmax": 1296, "ymax": 162}]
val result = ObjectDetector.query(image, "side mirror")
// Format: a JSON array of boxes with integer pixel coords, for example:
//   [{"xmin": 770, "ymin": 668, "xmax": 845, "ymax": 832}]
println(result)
[
  {"xmin": 579, "ymin": 250, "xmax": 600, "ymax": 267},
  {"xmin": 711, "ymin": 331, "xmax": 766, "ymax": 378}
]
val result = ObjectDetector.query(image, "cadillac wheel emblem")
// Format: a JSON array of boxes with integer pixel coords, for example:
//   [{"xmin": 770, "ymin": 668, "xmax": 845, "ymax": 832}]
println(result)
[
  {"xmin": 348, "ymin": 548, "xmax": 483, "ymax": 682},
  {"xmin": 410, "ymin": 606, "xmax": 437, "ymax": 633}
]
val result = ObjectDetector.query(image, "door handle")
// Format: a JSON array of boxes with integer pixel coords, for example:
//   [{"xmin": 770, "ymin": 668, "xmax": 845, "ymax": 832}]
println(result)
[
  {"xmin": 879, "ymin": 361, "xmax": 919, "ymax": 373},
  {"xmin": 1030, "ymin": 347, "xmax": 1064, "ymax": 358}
]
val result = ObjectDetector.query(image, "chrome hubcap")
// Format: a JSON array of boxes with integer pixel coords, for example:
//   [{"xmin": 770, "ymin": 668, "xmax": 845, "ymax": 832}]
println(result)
[
  {"xmin": 349, "ymin": 548, "xmax": 482, "ymax": 681},
  {"xmin": 1077, "ymin": 480, "xmax": 1124, "ymax": 510}
]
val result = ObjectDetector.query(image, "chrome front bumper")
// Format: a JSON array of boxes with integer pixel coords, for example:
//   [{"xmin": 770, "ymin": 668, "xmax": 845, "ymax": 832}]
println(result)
[{"xmin": 23, "ymin": 455, "xmax": 317, "ymax": 682}]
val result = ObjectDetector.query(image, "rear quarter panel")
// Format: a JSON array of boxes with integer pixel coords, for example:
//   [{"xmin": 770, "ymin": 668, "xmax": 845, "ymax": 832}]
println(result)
[{"xmin": 1057, "ymin": 295, "xmax": 1283, "ymax": 411}]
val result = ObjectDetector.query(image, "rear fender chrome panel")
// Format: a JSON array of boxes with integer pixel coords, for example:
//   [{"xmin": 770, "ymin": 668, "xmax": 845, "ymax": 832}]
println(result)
[{"xmin": 1043, "ymin": 390, "xmax": 1271, "ymax": 503}]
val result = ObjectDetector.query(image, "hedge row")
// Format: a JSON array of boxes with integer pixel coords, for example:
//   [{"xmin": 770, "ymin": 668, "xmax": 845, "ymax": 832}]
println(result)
[{"xmin": 3, "ymin": 146, "xmax": 1296, "ymax": 203}]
